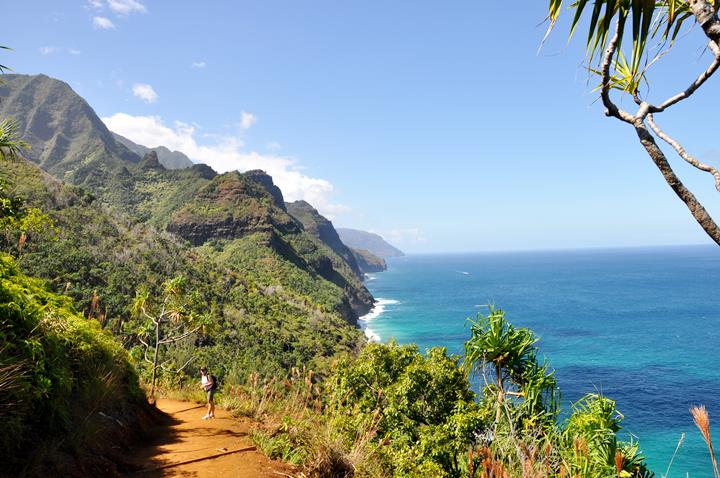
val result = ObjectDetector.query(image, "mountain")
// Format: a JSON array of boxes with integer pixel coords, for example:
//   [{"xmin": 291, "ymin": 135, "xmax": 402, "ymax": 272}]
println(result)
[
  {"xmin": 0, "ymin": 72, "xmax": 374, "ymax": 375},
  {"xmin": 113, "ymin": 132, "xmax": 194, "ymax": 170},
  {"xmin": 336, "ymin": 228, "xmax": 404, "ymax": 258},
  {"xmin": 167, "ymin": 171, "xmax": 374, "ymax": 322},
  {"xmin": 0, "ymin": 74, "xmax": 140, "ymax": 183},
  {"xmin": 1, "ymin": 157, "xmax": 365, "ymax": 378},
  {"xmin": 286, "ymin": 200, "xmax": 363, "ymax": 278},
  {"xmin": 351, "ymin": 248, "xmax": 387, "ymax": 274}
]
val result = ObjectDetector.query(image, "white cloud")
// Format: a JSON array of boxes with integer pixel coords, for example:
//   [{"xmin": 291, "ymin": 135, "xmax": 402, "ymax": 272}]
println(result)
[
  {"xmin": 87, "ymin": 0, "xmax": 103, "ymax": 10},
  {"xmin": 240, "ymin": 111, "xmax": 257, "ymax": 130},
  {"xmin": 107, "ymin": 0, "xmax": 146, "ymax": 14},
  {"xmin": 191, "ymin": 61, "xmax": 207, "ymax": 69},
  {"xmin": 69, "ymin": 48, "xmax": 81, "ymax": 55},
  {"xmin": 39, "ymin": 46, "xmax": 56, "ymax": 55},
  {"xmin": 101, "ymin": 113, "xmax": 348, "ymax": 218},
  {"xmin": 132, "ymin": 83, "xmax": 158, "ymax": 103},
  {"xmin": 93, "ymin": 16, "xmax": 115, "ymax": 29}
]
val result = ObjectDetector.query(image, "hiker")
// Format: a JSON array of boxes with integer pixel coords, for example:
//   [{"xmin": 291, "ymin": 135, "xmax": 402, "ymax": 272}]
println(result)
[{"xmin": 199, "ymin": 366, "xmax": 216, "ymax": 419}]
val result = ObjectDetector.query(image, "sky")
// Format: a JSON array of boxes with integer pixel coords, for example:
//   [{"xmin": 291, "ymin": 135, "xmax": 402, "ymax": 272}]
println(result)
[{"xmin": 3, "ymin": 1, "xmax": 720, "ymax": 253}]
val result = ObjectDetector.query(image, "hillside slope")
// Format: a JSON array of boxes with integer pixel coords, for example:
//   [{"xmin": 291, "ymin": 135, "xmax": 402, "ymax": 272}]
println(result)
[
  {"xmin": 351, "ymin": 247, "xmax": 387, "ymax": 273},
  {"xmin": 1, "ymin": 158, "xmax": 365, "ymax": 380},
  {"xmin": 0, "ymin": 252, "xmax": 149, "ymax": 477},
  {"xmin": 168, "ymin": 171, "xmax": 374, "ymax": 321},
  {"xmin": 0, "ymin": 74, "xmax": 139, "ymax": 185},
  {"xmin": 286, "ymin": 200, "xmax": 363, "ymax": 278}
]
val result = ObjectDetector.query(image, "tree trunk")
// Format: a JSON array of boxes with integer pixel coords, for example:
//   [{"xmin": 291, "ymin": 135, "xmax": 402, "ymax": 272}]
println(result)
[
  {"xmin": 150, "ymin": 320, "xmax": 160, "ymax": 397},
  {"xmin": 633, "ymin": 121, "xmax": 720, "ymax": 246},
  {"xmin": 495, "ymin": 363, "xmax": 505, "ymax": 427}
]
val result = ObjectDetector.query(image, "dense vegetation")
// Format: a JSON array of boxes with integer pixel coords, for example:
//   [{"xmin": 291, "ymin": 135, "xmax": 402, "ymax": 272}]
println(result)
[
  {"xmin": 0, "ymin": 158, "xmax": 366, "ymax": 385},
  {"xmin": 221, "ymin": 310, "xmax": 657, "ymax": 478},
  {"xmin": 0, "ymin": 251, "xmax": 146, "ymax": 475}
]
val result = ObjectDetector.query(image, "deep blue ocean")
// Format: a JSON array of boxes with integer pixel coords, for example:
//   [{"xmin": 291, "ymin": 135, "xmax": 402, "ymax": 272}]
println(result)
[{"xmin": 360, "ymin": 245, "xmax": 720, "ymax": 476}]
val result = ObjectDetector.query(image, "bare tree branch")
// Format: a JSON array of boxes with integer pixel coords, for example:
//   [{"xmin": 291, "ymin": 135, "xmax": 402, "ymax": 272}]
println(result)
[
  {"xmin": 138, "ymin": 337, "xmax": 155, "ymax": 365},
  {"xmin": 601, "ymin": 18, "xmax": 636, "ymax": 124},
  {"xmin": 158, "ymin": 326, "xmax": 200, "ymax": 345},
  {"xmin": 175, "ymin": 356, "xmax": 195, "ymax": 374},
  {"xmin": 690, "ymin": 0, "xmax": 720, "ymax": 43},
  {"xmin": 647, "ymin": 114, "xmax": 720, "ymax": 191},
  {"xmin": 646, "ymin": 41, "xmax": 720, "ymax": 114}
]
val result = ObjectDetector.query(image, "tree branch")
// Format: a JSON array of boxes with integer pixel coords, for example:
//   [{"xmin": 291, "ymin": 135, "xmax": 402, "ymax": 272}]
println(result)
[
  {"xmin": 175, "ymin": 356, "xmax": 195, "ymax": 374},
  {"xmin": 633, "ymin": 120, "xmax": 720, "ymax": 245},
  {"xmin": 647, "ymin": 114, "xmax": 720, "ymax": 192},
  {"xmin": 138, "ymin": 337, "xmax": 155, "ymax": 365},
  {"xmin": 601, "ymin": 18, "xmax": 636, "ymax": 124},
  {"xmin": 158, "ymin": 326, "xmax": 200, "ymax": 345},
  {"xmin": 647, "ymin": 41, "xmax": 720, "ymax": 114}
]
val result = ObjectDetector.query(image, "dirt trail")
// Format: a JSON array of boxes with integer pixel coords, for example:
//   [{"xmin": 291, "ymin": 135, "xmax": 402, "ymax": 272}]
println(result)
[{"xmin": 124, "ymin": 399, "xmax": 295, "ymax": 478}]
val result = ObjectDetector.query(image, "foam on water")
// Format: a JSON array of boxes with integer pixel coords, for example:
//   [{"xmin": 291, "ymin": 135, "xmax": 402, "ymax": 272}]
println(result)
[{"xmin": 358, "ymin": 298, "xmax": 400, "ymax": 342}]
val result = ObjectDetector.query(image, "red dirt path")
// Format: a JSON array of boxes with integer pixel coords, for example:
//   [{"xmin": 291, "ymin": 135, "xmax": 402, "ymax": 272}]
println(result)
[{"xmin": 124, "ymin": 399, "xmax": 296, "ymax": 478}]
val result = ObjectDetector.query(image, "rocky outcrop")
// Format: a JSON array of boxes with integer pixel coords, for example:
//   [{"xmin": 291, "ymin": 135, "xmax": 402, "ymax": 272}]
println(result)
[
  {"xmin": 190, "ymin": 163, "xmax": 217, "ymax": 180},
  {"xmin": 244, "ymin": 170, "xmax": 287, "ymax": 211},
  {"xmin": 166, "ymin": 171, "xmax": 300, "ymax": 245},
  {"xmin": 351, "ymin": 248, "xmax": 387, "ymax": 274},
  {"xmin": 139, "ymin": 151, "xmax": 164, "ymax": 170}
]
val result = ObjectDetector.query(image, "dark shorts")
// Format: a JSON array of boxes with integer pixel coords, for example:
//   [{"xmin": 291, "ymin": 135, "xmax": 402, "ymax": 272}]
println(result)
[{"xmin": 206, "ymin": 389, "xmax": 215, "ymax": 403}]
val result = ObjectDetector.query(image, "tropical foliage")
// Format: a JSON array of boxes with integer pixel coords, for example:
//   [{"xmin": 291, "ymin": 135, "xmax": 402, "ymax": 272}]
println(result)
[{"xmin": 0, "ymin": 252, "xmax": 144, "ymax": 475}]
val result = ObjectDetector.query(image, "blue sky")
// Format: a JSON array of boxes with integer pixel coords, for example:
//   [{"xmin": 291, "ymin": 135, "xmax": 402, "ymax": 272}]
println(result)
[{"xmin": 4, "ymin": 1, "xmax": 720, "ymax": 252}]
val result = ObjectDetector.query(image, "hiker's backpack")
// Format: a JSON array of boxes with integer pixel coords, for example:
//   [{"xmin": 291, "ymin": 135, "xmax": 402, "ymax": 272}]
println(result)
[{"xmin": 210, "ymin": 374, "xmax": 219, "ymax": 391}]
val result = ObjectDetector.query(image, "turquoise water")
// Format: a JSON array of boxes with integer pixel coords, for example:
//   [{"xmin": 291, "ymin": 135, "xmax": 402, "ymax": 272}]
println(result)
[{"xmin": 360, "ymin": 245, "xmax": 720, "ymax": 476}]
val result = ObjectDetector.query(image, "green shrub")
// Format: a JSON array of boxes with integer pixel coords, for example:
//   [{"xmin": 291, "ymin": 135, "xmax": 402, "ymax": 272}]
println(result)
[{"xmin": 0, "ymin": 252, "xmax": 143, "ymax": 472}]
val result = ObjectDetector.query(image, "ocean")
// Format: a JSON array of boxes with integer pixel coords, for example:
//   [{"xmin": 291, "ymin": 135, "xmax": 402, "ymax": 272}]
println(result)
[{"xmin": 359, "ymin": 245, "xmax": 720, "ymax": 476}]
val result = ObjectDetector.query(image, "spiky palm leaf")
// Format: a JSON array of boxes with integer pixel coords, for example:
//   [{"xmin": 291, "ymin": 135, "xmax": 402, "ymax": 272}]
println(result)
[{"xmin": 547, "ymin": 0, "xmax": 714, "ymax": 93}]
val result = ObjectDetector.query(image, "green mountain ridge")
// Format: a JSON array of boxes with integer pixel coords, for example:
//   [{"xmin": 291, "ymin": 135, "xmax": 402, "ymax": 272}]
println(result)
[
  {"xmin": 0, "ymin": 72, "xmax": 374, "ymax": 371},
  {"xmin": 0, "ymin": 74, "xmax": 139, "ymax": 180}
]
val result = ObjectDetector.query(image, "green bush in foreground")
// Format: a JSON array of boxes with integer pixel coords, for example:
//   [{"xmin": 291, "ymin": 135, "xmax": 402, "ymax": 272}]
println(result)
[
  {"xmin": 0, "ymin": 252, "xmax": 143, "ymax": 473},
  {"xmin": 232, "ymin": 311, "xmax": 657, "ymax": 478}
]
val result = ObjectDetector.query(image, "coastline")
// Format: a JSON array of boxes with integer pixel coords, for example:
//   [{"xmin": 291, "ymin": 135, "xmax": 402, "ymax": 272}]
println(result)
[
  {"xmin": 358, "ymin": 298, "xmax": 398, "ymax": 342},
  {"xmin": 359, "ymin": 269, "xmax": 399, "ymax": 343}
]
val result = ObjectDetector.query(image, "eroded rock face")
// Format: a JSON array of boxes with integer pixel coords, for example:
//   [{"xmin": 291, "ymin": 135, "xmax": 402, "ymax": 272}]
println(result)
[
  {"xmin": 166, "ymin": 170, "xmax": 300, "ymax": 245},
  {"xmin": 244, "ymin": 169, "xmax": 287, "ymax": 211},
  {"xmin": 166, "ymin": 213, "xmax": 276, "ymax": 246}
]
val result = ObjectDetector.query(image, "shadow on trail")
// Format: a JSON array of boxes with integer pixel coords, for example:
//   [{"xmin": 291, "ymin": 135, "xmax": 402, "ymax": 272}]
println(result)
[{"xmin": 120, "ymin": 402, "xmax": 186, "ymax": 477}]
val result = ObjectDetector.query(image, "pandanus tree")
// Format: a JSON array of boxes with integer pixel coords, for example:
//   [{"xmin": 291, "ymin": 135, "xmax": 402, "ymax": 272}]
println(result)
[
  {"xmin": 131, "ymin": 277, "xmax": 208, "ymax": 397},
  {"xmin": 0, "ymin": 119, "xmax": 27, "ymax": 161},
  {"xmin": 546, "ymin": 0, "xmax": 720, "ymax": 246},
  {"xmin": 464, "ymin": 308, "xmax": 558, "ymax": 434}
]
